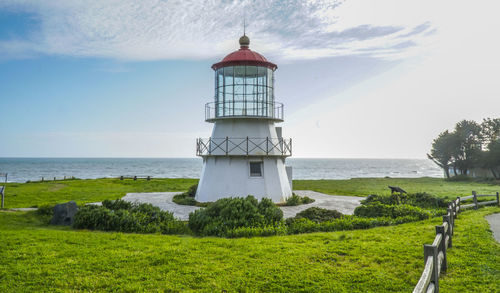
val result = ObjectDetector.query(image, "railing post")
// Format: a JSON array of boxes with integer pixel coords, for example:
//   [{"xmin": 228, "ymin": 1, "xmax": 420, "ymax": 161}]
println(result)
[
  {"xmin": 424, "ymin": 244, "xmax": 439, "ymax": 293},
  {"xmin": 225, "ymin": 137, "xmax": 228, "ymax": 156},
  {"xmin": 472, "ymin": 191, "xmax": 478, "ymax": 209},
  {"xmin": 456, "ymin": 197, "xmax": 461, "ymax": 217},
  {"xmin": 246, "ymin": 137, "xmax": 249, "ymax": 156},
  {"xmin": 497, "ymin": 192, "xmax": 499, "ymax": 207},
  {"xmin": 209, "ymin": 138, "xmax": 212, "ymax": 155},
  {"xmin": 436, "ymin": 225, "xmax": 448, "ymax": 272},
  {"xmin": 266, "ymin": 137, "xmax": 269, "ymax": 155},
  {"xmin": 443, "ymin": 215, "xmax": 452, "ymax": 247}
]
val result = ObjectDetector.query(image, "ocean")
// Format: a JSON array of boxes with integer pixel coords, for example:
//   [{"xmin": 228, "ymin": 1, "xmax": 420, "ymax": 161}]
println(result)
[{"xmin": 0, "ymin": 158, "xmax": 443, "ymax": 183}]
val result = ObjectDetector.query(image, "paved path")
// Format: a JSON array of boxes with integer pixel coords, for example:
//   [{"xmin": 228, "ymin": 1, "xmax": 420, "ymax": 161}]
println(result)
[
  {"xmin": 485, "ymin": 213, "xmax": 500, "ymax": 243},
  {"xmin": 121, "ymin": 190, "xmax": 364, "ymax": 221}
]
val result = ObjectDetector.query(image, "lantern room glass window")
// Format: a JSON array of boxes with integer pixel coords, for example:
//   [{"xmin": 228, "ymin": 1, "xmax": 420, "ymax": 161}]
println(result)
[{"xmin": 215, "ymin": 66, "xmax": 274, "ymax": 118}]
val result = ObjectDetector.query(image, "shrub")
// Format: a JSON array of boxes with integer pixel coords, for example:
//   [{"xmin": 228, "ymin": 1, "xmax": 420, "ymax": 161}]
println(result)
[
  {"xmin": 36, "ymin": 204, "xmax": 54, "ymax": 217},
  {"xmin": 102, "ymin": 199, "xmax": 132, "ymax": 210},
  {"xmin": 284, "ymin": 194, "xmax": 315, "ymax": 206},
  {"xmin": 172, "ymin": 184, "xmax": 199, "ymax": 206},
  {"xmin": 35, "ymin": 204, "xmax": 55, "ymax": 223},
  {"xmin": 172, "ymin": 193, "xmax": 198, "ymax": 206},
  {"xmin": 362, "ymin": 193, "xmax": 449, "ymax": 208},
  {"xmin": 185, "ymin": 184, "xmax": 198, "ymax": 197},
  {"xmin": 73, "ymin": 201, "xmax": 186, "ymax": 235},
  {"xmin": 354, "ymin": 202, "xmax": 430, "ymax": 220},
  {"xmin": 188, "ymin": 196, "xmax": 283, "ymax": 236},
  {"xmin": 291, "ymin": 207, "xmax": 343, "ymax": 223},
  {"xmin": 286, "ymin": 215, "xmax": 424, "ymax": 235}
]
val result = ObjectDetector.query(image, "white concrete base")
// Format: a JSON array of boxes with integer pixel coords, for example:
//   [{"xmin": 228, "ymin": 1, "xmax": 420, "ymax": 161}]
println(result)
[{"xmin": 196, "ymin": 156, "xmax": 292, "ymax": 203}]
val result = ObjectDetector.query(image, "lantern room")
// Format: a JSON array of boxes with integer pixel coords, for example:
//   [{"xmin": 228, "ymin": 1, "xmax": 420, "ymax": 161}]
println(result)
[{"xmin": 205, "ymin": 36, "xmax": 283, "ymax": 122}]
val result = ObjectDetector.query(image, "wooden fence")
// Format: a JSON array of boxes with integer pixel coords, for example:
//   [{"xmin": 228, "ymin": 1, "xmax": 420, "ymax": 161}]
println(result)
[{"xmin": 413, "ymin": 191, "xmax": 499, "ymax": 293}]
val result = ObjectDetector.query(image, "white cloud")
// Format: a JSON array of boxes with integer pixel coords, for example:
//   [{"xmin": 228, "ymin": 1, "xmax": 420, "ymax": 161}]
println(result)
[
  {"xmin": 0, "ymin": 0, "xmax": 436, "ymax": 61},
  {"xmin": 285, "ymin": 0, "xmax": 500, "ymax": 158}
]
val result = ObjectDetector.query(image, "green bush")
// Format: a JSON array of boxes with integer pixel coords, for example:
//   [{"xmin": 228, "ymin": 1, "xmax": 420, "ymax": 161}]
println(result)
[
  {"xmin": 73, "ymin": 202, "xmax": 187, "ymax": 235},
  {"xmin": 186, "ymin": 184, "xmax": 198, "ymax": 197},
  {"xmin": 354, "ymin": 202, "xmax": 430, "ymax": 220},
  {"xmin": 172, "ymin": 193, "xmax": 198, "ymax": 206},
  {"xmin": 362, "ymin": 193, "xmax": 449, "ymax": 208},
  {"xmin": 102, "ymin": 199, "xmax": 132, "ymax": 210},
  {"xmin": 291, "ymin": 207, "xmax": 343, "ymax": 223},
  {"xmin": 188, "ymin": 196, "xmax": 283, "ymax": 236},
  {"xmin": 35, "ymin": 204, "xmax": 55, "ymax": 223},
  {"xmin": 284, "ymin": 194, "xmax": 315, "ymax": 206},
  {"xmin": 286, "ymin": 215, "xmax": 424, "ymax": 235},
  {"xmin": 172, "ymin": 184, "xmax": 199, "ymax": 206}
]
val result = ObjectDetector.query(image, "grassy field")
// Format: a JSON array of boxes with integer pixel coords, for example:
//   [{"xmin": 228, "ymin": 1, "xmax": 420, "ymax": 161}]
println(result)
[
  {"xmin": 2, "ymin": 178, "xmax": 197, "ymax": 208},
  {"xmin": 293, "ymin": 177, "xmax": 500, "ymax": 198},
  {"xmin": 0, "ymin": 207, "xmax": 498, "ymax": 292},
  {"xmin": 3, "ymin": 177, "xmax": 500, "ymax": 208}
]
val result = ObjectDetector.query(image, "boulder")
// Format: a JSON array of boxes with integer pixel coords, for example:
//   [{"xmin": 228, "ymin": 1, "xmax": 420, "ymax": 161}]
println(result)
[{"xmin": 50, "ymin": 201, "xmax": 78, "ymax": 226}]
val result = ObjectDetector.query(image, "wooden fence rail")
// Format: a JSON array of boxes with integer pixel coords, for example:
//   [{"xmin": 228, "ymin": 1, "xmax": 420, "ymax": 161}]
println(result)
[{"xmin": 413, "ymin": 191, "xmax": 499, "ymax": 293}]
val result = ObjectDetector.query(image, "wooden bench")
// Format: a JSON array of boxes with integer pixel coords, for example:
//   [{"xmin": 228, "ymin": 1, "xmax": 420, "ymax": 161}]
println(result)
[{"xmin": 119, "ymin": 176, "xmax": 151, "ymax": 181}]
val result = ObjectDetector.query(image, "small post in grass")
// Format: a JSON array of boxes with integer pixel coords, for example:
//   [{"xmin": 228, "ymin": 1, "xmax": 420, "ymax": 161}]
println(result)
[
  {"xmin": 472, "ymin": 191, "xmax": 478, "ymax": 210},
  {"xmin": 497, "ymin": 192, "xmax": 499, "ymax": 207}
]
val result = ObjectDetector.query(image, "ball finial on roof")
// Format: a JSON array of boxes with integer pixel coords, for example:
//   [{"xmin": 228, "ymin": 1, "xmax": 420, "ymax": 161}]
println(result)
[{"xmin": 239, "ymin": 35, "xmax": 250, "ymax": 48}]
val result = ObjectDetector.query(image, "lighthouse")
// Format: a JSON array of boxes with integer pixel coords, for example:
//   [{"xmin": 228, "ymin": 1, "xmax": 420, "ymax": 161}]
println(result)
[{"xmin": 195, "ymin": 35, "xmax": 293, "ymax": 203}]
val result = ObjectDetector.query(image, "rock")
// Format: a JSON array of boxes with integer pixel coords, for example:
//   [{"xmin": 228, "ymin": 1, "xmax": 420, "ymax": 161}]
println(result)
[{"xmin": 50, "ymin": 201, "xmax": 78, "ymax": 226}]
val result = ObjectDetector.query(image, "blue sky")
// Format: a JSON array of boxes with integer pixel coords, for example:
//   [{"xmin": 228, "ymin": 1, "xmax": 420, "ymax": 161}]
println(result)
[{"xmin": 1, "ymin": 1, "xmax": 499, "ymax": 158}]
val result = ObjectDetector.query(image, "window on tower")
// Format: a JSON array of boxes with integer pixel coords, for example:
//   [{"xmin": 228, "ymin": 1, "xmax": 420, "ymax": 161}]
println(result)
[{"xmin": 249, "ymin": 162, "xmax": 263, "ymax": 177}]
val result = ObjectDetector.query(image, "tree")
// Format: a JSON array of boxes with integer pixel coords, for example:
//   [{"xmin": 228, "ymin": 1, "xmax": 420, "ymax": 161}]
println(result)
[
  {"xmin": 481, "ymin": 118, "xmax": 500, "ymax": 147},
  {"xmin": 427, "ymin": 130, "xmax": 456, "ymax": 178},
  {"xmin": 452, "ymin": 120, "xmax": 483, "ymax": 174},
  {"xmin": 481, "ymin": 140, "xmax": 500, "ymax": 179}
]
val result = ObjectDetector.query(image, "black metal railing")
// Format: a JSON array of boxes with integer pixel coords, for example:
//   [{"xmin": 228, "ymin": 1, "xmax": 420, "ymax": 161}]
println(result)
[
  {"xmin": 205, "ymin": 101, "xmax": 284, "ymax": 122},
  {"xmin": 196, "ymin": 137, "xmax": 292, "ymax": 157}
]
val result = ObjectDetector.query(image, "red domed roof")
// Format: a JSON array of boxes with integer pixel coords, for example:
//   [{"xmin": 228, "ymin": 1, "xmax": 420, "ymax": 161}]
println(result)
[{"xmin": 211, "ymin": 36, "xmax": 277, "ymax": 71}]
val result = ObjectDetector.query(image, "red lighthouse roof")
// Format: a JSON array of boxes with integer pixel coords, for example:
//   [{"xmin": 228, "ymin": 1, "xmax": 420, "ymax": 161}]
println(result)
[{"xmin": 211, "ymin": 35, "xmax": 277, "ymax": 71}]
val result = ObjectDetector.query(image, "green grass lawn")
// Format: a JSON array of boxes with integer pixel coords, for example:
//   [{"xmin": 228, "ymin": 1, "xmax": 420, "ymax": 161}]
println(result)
[
  {"xmin": 2, "ymin": 177, "xmax": 499, "ymax": 208},
  {"xmin": 293, "ymin": 177, "xmax": 500, "ymax": 198},
  {"xmin": 2, "ymin": 178, "xmax": 197, "ymax": 208},
  {"xmin": 0, "ymin": 207, "xmax": 498, "ymax": 292}
]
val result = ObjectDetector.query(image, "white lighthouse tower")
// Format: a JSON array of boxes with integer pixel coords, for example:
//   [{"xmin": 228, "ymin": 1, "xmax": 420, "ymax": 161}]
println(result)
[{"xmin": 195, "ymin": 35, "xmax": 293, "ymax": 203}]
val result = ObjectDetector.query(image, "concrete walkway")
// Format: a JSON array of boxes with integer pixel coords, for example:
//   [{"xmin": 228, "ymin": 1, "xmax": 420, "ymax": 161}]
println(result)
[
  {"xmin": 485, "ymin": 213, "xmax": 500, "ymax": 243},
  {"xmin": 121, "ymin": 190, "xmax": 364, "ymax": 221}
]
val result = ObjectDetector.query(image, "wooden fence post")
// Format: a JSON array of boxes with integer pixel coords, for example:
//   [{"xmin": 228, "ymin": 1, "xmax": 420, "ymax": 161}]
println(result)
[
  {"xmin": 497, "ymin": 192, "xmax": 499, "ymax": 207},
  {"xmin": 443, "ymin": 215, "xmax": 452, "ymax": 248},
  {"xmin": 456, "ymin": 197, "xmax": 460, "ymax": 217},
  {"xmin": 436, "ymin": 225, "xmax": 447, "ymax": 272},
  {"xmin": 1, "ymin": 188, "xmax": 4, "ymax": 209},
  {"xmin": 424, "ymin": 244, "xmax": 439, "ymax": 293},
  {"xmin": 447, "ymin": 206, "xmax": 454, "ymax": 233},
  {"xmin": 472, "ymin": 191, "xmax": 478, "ymax": 210}
]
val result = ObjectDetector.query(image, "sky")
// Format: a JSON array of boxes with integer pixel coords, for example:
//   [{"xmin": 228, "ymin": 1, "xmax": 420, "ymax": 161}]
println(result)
[{"xmin": 0, "ymin": 0, "xmax": 499, "ymax": 158}]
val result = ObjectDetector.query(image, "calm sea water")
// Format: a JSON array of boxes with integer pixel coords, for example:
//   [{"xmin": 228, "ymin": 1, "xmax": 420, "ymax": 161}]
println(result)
[{"xmin": 0, "ymin": 158, "xmax": 443, "ymax": 183}]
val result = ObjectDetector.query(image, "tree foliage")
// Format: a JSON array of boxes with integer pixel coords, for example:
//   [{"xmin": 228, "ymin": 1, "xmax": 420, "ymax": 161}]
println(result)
[{"xmin": 428, "ymin": 118, "xmax": 500, "ymax": 179}]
